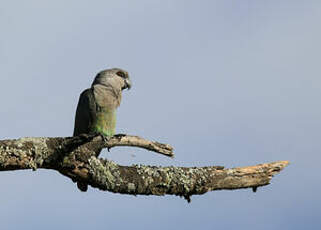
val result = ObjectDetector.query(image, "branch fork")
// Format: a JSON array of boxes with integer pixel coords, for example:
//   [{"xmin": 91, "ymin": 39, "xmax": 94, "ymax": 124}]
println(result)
[{"xmin": 0, "ymin": 134, "xmax": 289, "ymax": 202}]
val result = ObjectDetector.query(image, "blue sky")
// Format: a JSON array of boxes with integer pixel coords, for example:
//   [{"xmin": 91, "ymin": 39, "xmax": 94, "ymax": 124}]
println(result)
[{"xmin": 0, "ymin": 1, "xmax": 320, "ymax": 229}]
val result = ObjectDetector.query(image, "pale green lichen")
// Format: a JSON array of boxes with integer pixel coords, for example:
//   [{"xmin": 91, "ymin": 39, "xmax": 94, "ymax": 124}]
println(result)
[
  {"xmin": 127, "ymin": 183, "xmax": 136, "ymax": 192},
  {"xmin": 15, "ymin": 137, "xmax": 49, "ymax": 169},
  {"xmin": 88, "ymin": 157, "xmax": 120, "ymax": 190},
  {"xmin": 63, "ymin": 156, "xmax": 70, "ymax": 165}
]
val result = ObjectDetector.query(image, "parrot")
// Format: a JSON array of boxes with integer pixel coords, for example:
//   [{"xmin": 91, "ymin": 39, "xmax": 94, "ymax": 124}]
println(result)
[{"xmin": 73, "ymin": 68, "xmax": 131, "ymax": 191}]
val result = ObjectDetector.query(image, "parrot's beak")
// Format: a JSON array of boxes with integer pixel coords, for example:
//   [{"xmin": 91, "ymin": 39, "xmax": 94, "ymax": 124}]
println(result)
[{"xmin": 123, "ymin": 78, "xmax": 131, "ymax": 90}]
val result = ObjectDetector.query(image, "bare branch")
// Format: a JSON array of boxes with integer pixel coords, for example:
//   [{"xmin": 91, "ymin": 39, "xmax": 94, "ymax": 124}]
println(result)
[
  {"xmin": 0, "ymin": 136, "xmax": 289, "ymax": 202},
  {"xmin": 105, "ymin": 134, "xmax": 174, "ymax": 157}
]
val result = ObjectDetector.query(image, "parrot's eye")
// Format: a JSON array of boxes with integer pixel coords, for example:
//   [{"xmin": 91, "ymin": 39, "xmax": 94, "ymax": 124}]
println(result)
[{"xmin": 116, "ymin": 71, "xmax": 126, "ymax": 78}]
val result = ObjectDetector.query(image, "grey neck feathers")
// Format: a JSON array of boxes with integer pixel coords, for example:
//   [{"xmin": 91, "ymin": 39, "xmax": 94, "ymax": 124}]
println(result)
[{"xmin": 92, "ymin": 84, "xmax": 122, "ymax": 108}]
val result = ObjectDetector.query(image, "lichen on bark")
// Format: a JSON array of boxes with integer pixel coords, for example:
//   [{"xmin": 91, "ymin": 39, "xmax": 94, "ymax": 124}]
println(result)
[{"xmin": 0, "ymin": 135, "xmax": 289, "ymax": 202}]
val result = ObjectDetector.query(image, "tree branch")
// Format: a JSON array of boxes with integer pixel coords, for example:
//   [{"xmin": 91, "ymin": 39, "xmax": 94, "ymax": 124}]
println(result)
[
  {"xmin": 105, "ymin": 134, "xmax": 174, "ymax": 157},
  {"xmin": 0, "ymin": 135, "xmax": 289, "ymax": 202}
]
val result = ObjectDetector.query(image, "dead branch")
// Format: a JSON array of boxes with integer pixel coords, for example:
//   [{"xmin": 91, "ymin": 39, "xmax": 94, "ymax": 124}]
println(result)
[
  {"xmin": 0, "ymin": 135, "xmax": 288, "ymax": 202},
  {"xmin": 105, "ymin": 134, "xmax": 174, "ymax": 157}
]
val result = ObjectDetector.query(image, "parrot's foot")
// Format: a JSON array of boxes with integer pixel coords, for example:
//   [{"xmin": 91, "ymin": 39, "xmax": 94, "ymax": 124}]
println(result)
[
  {"xmin": 99, "ymin": 134, "xmax": 110, "ymax": 143},
  {"xmin": 96, "ymin": 133, "xmax": 112, "ymax": 152}
]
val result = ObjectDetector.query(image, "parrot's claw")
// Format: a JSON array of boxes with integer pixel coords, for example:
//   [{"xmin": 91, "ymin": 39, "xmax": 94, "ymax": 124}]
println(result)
[
  {"xmin": 94, "ymin": 133, "xmax": 111, "ymax": 152},
  {"xmin": 92, "ymin": 132, "xmax": 110, "ymax": 142},
  {"xmin": 100, "ymin": 134, "xmax": 110, "ymax": 143}
]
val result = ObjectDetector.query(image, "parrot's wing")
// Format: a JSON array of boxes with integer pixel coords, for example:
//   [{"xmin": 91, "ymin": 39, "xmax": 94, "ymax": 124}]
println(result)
[{"xmin": 73, "ymin": 88, "xmax": 96, "ymax": 136}]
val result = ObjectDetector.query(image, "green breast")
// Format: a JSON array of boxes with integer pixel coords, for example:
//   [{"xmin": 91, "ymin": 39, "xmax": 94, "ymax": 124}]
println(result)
[{"xmin": 92, "ymin": 108, "xmax": 116, "ymax": 137}]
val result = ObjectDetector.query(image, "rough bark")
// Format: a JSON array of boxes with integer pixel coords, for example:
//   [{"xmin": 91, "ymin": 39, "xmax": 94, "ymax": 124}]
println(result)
[{"xmin": 0, "ymin": 135, "xmax": 289, "ymax": 202}]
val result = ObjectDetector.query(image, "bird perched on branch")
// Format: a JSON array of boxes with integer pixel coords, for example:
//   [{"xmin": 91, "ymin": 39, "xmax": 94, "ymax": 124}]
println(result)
[{"xmin": 73, "ymin": 68, "xmax": 131, "ymax": 191}]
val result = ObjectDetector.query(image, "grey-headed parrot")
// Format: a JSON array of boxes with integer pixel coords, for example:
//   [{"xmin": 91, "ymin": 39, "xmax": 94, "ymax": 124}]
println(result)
[{"xmin": 73, "ymin": 68, "xmax": 131, "ymax": 191}]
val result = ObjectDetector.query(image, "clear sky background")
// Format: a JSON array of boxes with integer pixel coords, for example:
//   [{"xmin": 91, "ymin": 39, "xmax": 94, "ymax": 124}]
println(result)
[{"xmin": 1, "ymin": 0, "xmax": 320, "ymax": 229}]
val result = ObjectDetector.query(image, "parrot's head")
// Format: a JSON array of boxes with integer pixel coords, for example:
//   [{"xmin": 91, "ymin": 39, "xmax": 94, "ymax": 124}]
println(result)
[{"xmin": 92, "ymin": 68, "xmax": 131, "ymax": 91}]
